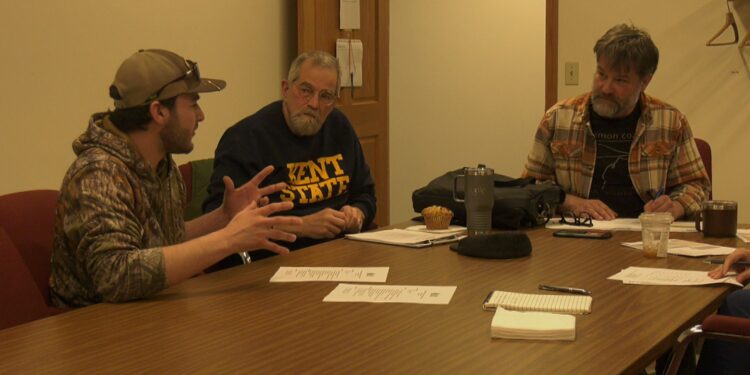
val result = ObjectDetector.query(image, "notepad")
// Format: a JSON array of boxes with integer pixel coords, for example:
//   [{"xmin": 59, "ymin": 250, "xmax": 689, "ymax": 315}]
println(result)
[
  {"xmin": 345, "ymin": 229, "xmax": 462, "ymax": 248},
  {"xmin": 483, "ymin": 291, "xmax": 592, "ymax": 314},
  {"xmin": 491, "ymin": 307, "xmax": 576, "ymax": 341}
]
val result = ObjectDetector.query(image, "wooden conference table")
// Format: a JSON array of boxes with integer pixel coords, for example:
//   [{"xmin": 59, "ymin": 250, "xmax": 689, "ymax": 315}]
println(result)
[{"xmin": 0, "ymin": 224, "xmax": 742, "ymax": 374}]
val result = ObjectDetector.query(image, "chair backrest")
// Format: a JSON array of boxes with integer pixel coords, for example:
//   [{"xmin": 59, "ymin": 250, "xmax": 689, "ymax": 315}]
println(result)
[
  {"xmin": 0, "ymin": 227, "xmax": 52, "ymax": 330},
  {"xmin": 0, "ymin": 189, "xmax": 59, "ymax": 302},
  {"xmin": 178, "ymin": 158, "xmax": 214, "ymax": 221},
  {"xmin": 694, "ymin": 138, "xmax": 712, "ymax": 199},
  {"xmin": 178, "ymin": 162, "xmax": 193, "ymax": 203}
]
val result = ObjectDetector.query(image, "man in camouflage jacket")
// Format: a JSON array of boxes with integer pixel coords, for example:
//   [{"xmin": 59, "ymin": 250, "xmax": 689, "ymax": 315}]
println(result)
[{"xmin": 50, "ymin": 49, "xmax": 302, "ymax": 307}]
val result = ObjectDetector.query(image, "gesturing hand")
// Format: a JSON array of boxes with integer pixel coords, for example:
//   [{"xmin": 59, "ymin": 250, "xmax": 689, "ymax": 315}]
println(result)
[
  {"xmin": 223, "ymin": 201, "xmax": 302, "ymax": 255},
  {"xmin": 221, "ymin": 165, "xmax": 287, "ymax": 221}
]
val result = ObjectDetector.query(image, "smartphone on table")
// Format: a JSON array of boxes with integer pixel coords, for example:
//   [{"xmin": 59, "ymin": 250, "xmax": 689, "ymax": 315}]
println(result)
[{"xmin": 552, "ymin": 230, "xmax": 612, "ymax": 240}]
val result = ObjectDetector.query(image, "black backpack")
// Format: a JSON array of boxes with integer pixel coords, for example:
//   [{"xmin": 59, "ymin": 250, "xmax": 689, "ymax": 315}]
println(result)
[{"xmin": 412, "ymin": 168, "xmax": 562, "ymax": 230}]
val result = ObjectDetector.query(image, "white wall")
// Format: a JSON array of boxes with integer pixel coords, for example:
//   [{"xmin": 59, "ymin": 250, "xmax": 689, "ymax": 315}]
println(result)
[
  {"xmin": 0, "ymin": 0, "xmax": 296, "ymax": 195},
  {"xmin": 389, "ymin": 1, "xmax": 547, "ymax": 223},
  {"xmin": 558, "ymin": 0, "xmax": 750, "ymax": 222}
]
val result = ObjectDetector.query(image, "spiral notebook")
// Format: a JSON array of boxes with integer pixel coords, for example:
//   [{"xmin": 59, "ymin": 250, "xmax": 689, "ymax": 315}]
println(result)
[{"xmin": 482, "ymin": 291, "xmax": 592, "ymax": 315}]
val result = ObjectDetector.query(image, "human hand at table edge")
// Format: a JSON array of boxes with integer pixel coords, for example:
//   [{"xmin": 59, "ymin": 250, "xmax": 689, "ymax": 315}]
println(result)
[
  {"xmin": 559, "ymin": 194, "xmax": 617, "ymax": 221},
  {"xmin": 643, "ymin": 195, "xmax": 684, "ymax": 220},
  {"xmin": 340, "ymin": 205, "xmax": 365, "ymax": 233},
  {"xmin": 708, "ymin": 248, "xmax": 750, "ymax": 283},
  {"xmin": 273, "ymin": 208, "xmax": 347, "ymax": 239}
]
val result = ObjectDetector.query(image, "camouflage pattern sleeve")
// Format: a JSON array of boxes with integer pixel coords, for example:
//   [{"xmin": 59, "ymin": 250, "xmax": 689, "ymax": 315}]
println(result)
[{"xmin": 53, "ymin": 158, "xmax": 167, "ymax": 305}]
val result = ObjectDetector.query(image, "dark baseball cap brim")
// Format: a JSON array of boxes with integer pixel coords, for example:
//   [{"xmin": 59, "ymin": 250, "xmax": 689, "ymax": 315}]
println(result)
[{"xmin": 157, "ymin": 77, "xmax": 227, "ymax": 102}]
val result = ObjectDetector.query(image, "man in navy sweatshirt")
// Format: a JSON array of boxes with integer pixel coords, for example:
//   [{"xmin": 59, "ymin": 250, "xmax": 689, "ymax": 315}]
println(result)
[{"xmin": 204, "ymin": 51, "xmax": 376, "ymax": 262}]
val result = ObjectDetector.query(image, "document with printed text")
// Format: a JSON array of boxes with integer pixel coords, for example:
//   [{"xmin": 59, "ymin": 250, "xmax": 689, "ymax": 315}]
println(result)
[
  {"xmin": 270, "ymin": 267, "xmax": 388, "ymax": 283},
  {"xmin": 323, "ymin": 283, "xmax": 457, "ymax": 304},
  {"xmin": 345, "ymin": 229, "xmax": 463, "ymax": 248},
  {"xmin": 547, "ymin": 218, "xmax": 697, "ymax": 232},
  {"xmin": 621, "ymin": 239, "xmax": 735, "ymax": 257},
  {"xmin": 608, "ymin": 266, "xmax": 742, "ymax": 287}
]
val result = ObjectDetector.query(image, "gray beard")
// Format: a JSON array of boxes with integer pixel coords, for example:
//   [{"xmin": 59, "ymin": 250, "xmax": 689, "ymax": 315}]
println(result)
[
  {"xmin": 288, "ymin": 113, "xmax": 323, "ymax": 136},
  {"xmin": 591, "ymin": 97, "xmax": 620, "ymax": 118}
]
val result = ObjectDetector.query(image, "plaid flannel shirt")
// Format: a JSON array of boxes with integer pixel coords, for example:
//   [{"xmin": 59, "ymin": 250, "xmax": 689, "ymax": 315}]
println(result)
[{"xmin": 522, "ymin": 92, "xmax": 710, "ymax": 219}]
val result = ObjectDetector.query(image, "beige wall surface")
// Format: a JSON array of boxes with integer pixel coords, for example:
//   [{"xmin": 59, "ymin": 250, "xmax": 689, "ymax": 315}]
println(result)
[
  {"xmin": 0, "ymin": 0, "xmax": 295, "ymax": 195},
  {"xmin": 389, "ymin": 1, "xmax": 546, "ymax": 223},
  {"xmin": 558, "ymin": 0, "xmax": 750, "ymax": 222}
]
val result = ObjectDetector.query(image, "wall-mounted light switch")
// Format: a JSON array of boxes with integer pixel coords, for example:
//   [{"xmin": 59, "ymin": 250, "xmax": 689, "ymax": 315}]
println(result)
[{"xmin": 564, "ymin": 62, "xmax": 579, "ymax": 85}]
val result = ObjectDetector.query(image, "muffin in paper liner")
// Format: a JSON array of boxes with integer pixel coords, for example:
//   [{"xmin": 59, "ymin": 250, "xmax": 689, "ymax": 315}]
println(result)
[{"xmin": 421, "ymin": 205, "xmax": 454, "ymax": 230}]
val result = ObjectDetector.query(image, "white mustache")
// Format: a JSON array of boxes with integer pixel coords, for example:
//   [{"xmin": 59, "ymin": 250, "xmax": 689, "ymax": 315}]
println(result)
[{"xmin": 296, "ymin": 109, "xmax": 319, "ymax": 121}]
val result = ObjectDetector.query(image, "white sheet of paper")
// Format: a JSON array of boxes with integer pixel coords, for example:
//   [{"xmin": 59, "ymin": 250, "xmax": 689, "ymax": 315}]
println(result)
[
  {"xmin": 339, "ymin": 0, "xmax": 360, "ymax": 29},
  {"xmin": 608, "ymin": 266, "xmax": 742, "ymax": 287},
  {"xmin": 336, "ymin": 39, "xmax": 363, "ymax": 87},
  {"xmin": 547, "ymin": 218, "xmax": 696, "ymax": 232},
  {"xmin": 737, "ymin": 229, "xmax": 750, "ymax": 242},
  {"xmin": 345, "ymin": 229, "xmax": 461, "ymax": 248},
  {"xmin": 621, "ymin": 239, "xmax": 735, "ymax": 257},
  {"xmin": 404, "ymin": 225, "xmax": 467, "ymax": 235},
  {"xmin": 323, "ymin": 283, "xmax": 457, "ymax": 304},
  {"xmin": 270, "ymin": 267, "xmax": 388, "ymax": 283}
]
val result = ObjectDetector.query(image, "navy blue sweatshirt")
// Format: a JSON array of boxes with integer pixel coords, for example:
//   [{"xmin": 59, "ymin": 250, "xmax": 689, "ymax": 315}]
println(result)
[{"xmin": 204, "ymin": 101, "xmax": 376, "ymax": 257}]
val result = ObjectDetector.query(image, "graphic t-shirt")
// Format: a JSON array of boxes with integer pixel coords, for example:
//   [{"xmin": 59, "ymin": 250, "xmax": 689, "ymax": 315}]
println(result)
[{"xmin": 588, "ymin": 103, "xmax": 644, "ymax": 218}]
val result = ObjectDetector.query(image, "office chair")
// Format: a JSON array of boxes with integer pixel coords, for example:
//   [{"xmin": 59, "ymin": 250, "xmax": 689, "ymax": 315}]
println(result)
[
  {"xmin": 694, "ymin": 138, "xmax": 712, "ymax": 199},
  {"xmin": 0, "ymin": 190, "xmax": 59, "ymax": 303},
  {"xmin": 0, "ymin": 227, "xmax": 55, "ymax": 330},
  {"xmin": 664, "ymin": 314, "xmax": 750, "ymax": 375},
  {"xmin": 178, "ymin": 159, "xmax": 250, "ymax": 267},
  {"xmin": 178, "ymin": 158, "xmax": 214, "ymax": 221}
]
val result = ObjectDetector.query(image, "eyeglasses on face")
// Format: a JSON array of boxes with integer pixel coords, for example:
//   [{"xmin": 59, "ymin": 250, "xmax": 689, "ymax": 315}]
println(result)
[
  {"xmin": 293, "ymin": 82, "xmax": 337, "ymax": 106},
  {"xmin": 559, "ymin": 211, "xmax": 593, "ymax": 227},
  {"xmin": 145, "ymin": 59, "xmax": 201, "ymax": 103}
]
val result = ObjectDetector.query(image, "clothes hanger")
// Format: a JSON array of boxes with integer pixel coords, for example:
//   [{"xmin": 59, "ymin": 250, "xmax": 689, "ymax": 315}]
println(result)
[
  {"xmin": 706, "ymin": 0, "xmax": 739, "ymax": 46},
  {"xmin": 740, "ymin": 28, "xmax": 750, "ymax": 49}
]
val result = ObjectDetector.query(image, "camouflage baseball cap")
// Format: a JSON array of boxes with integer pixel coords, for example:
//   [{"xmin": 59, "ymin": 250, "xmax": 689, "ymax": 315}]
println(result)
[{"xmin": 109, "ymin": 49, "xmax": 226, "ymax": 109}]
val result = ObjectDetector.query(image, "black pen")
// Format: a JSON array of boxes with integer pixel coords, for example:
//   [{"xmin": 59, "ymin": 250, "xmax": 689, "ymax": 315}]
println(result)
[
  {"xmin": 703, "ymin": 259, "xmax": 750, "ymax": 266},
  {"xmin": 538, "ymin": 284, "xmax": 591, "ymax": 296}
]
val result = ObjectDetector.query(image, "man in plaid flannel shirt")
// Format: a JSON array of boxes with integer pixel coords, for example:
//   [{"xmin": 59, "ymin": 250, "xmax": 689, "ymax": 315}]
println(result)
[{"xmin": 523, "ymin": 24, "xmax": 709, "ymax": 221}]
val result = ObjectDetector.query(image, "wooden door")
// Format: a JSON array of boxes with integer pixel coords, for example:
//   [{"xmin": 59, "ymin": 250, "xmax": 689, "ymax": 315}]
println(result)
[{"xmin": 298, "ymin": 0, "xmax": 390, "ymax": 226}]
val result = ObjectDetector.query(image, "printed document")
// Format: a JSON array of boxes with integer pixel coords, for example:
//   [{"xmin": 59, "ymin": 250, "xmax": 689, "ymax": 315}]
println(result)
[
  {"xmin": 270, "ymin": 267, "xmax": 388, "ymax": 283},
  {"xmin": 346, "ymin": 229, "xmax": 462, "ymax": 248},
  {"xmin": 404, "ymin": 224, "xmax": 467, "ymax": 235},
  {"xmin": 547, "ymin": 218, "xmax": 696, "ymax": 232},
  {"xmin": 621, "ymin": 239, "xmax": 735, "ymax": 257},
  {"xmin": 608, "ymin": 266, "xmax": 742, "ymax": 287},
  {"xmin": 323, "ymin": 283, "xmax": 457, "ymax": 304}
]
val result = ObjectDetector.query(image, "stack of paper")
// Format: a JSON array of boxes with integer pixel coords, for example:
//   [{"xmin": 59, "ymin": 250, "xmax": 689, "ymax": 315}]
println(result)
[
  {"xmin": 491, "ymin": 307, "xmax": 576, "ymax": 341},
  {"xmin": 608, "ymin": 267, "xmax": 742, "ymax": 287},
  {"xmin": 345, "ymin": 229, "xmax": 462, "ymax": 248},
  {"xmin": 621, "ymin": 239, "xmax": 735, "ymax": 257},
  {"xmin": 546, "ymin": 218, "xmax": 697, "ymax": 232}
]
